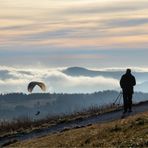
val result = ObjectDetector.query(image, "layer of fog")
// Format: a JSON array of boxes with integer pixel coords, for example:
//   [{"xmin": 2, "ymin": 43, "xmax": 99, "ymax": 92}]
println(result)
[{"xmin": 0, "ymin": 65, "xmax": 148, "ymax": 93}]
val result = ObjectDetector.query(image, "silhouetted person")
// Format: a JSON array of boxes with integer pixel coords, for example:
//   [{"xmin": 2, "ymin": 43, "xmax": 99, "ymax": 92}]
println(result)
[{"xmin": 120, "ymin": 69, "xmax": 136, "ymax": 113}]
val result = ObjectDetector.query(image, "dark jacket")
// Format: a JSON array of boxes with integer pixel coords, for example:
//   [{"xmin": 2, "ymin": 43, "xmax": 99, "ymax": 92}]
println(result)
[{"xmin": 120, "ymin": 73, "xmax": 136, "ymax": 94}]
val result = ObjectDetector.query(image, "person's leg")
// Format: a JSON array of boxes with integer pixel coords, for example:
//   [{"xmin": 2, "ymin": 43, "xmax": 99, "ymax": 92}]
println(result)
[
  {"xmin": 128, "ymin": 93, "xmax": 133, "ymax": 112},
  {"xmin": 123, "ymin": 93, "xmax": 128, "ymax": 113}
]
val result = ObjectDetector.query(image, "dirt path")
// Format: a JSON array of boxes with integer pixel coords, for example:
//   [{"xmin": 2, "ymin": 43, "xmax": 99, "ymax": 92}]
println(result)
[{"xmin": 0, "ymin": 101, "xmax": 148, "ymax": 147}]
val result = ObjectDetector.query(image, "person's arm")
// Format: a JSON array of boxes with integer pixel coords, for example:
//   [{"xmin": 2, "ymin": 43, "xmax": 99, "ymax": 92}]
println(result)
[
  {"xmin": 120, "ymin": 76, "xmax": 123, "ymax": 88},
  {"xmin": 133, "ymin": 76, "xmax": 136, "ymax": 86}
]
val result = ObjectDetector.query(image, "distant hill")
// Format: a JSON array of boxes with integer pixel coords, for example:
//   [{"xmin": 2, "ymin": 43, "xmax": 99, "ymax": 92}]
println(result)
[
  {"xmin": 63, "ymin": 67, "xmax": 148, "ymax": 79},
  {"xmin": 62, "ymin": 67, "xmax": 122, "ymax": 79},
  {"xmin": 63, "ymin": 67, "xmax": 148, "ymax": 92}
]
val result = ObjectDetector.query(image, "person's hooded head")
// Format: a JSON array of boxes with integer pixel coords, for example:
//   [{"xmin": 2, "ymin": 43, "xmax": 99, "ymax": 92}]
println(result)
[{"xmin": 126, "ymin": 69, "xmax": 131, "ymax": 74}]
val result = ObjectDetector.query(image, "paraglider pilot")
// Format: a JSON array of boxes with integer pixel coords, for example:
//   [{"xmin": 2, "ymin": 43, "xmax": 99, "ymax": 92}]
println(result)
[{"xmin": 28, "ymin": 81, "xmax": 46, "ymax": 116}]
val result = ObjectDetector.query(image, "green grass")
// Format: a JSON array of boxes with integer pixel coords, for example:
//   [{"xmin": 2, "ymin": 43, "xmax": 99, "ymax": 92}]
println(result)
[{"xmin": 11, "ymin": 111, "xmax": 148, "ymax": 147}]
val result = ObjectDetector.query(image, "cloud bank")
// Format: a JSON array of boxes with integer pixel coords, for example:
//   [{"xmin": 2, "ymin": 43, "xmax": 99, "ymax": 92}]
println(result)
[
  {"xmin": 0, "ymin": 66, "xmax": 119, "ymax": 93},
  {"xmin": 0, "ymin": 66, "xmax": 148, "ymax": 93}
]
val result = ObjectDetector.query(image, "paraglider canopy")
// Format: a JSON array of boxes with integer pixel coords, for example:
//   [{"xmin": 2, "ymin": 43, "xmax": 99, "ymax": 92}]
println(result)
[{"xmin": 28, "ymin": 81, "xmax": 46, "ymax": 93}]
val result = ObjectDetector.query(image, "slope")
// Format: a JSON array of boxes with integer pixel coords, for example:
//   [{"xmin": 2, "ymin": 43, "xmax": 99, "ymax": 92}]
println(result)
[{"xmin": 11, "ymin": 111, "xmax": 148, "ymax": 147}]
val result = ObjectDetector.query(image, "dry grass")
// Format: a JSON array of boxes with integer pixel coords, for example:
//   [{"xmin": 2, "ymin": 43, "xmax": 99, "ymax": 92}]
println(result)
[
  {"xmin": 12, "ymin": 111, "xmax": 148, "ymax": 147},
  {"xmin": 0, "ymin": 104, "xmax": 118, "ymax": 137}
]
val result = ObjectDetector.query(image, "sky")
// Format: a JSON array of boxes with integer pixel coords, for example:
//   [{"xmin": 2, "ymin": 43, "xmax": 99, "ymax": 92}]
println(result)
[
  {"xmin": 0, "ymin": 0, "xmax": 148, "ymax": 93},
  {"xmin": 0, "ymin": 0, "xmax": 148, "ymax": 68}
]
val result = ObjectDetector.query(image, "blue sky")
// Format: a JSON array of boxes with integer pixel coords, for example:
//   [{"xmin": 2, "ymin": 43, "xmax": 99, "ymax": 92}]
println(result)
[{"xmin": 0, "ymin": 0, "xmax": 148, "ymax": 69}]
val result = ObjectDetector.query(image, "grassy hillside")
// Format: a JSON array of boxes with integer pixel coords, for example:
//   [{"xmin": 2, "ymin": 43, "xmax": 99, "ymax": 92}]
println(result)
[
  {"xmin": 12, "ymin": 111, "xmax": 148, "ymax": 147},
  {"xmin": 0, "ymin": 104, "xmax": 118, "ymax": 137}
]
